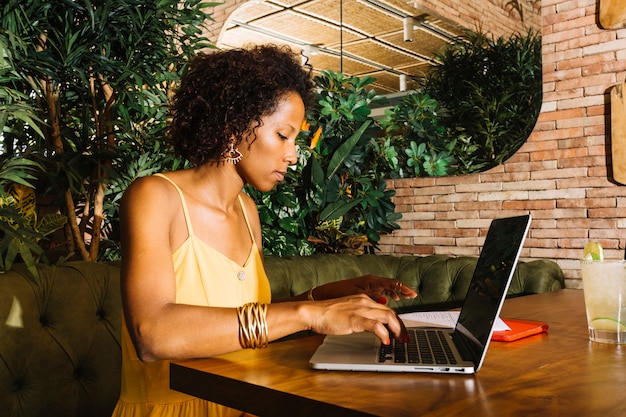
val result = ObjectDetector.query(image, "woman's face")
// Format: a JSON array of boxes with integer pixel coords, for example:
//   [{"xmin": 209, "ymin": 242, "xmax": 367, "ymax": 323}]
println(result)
[{"xmin": 237, "ymin": 91, "xmax": 305, "ymax": 192}]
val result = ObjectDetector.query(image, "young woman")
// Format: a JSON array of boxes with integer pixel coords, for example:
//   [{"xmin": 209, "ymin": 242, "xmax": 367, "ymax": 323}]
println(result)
[{"xmin": 112, "ymin": 44, "xmax": 416, "ymax": 417}]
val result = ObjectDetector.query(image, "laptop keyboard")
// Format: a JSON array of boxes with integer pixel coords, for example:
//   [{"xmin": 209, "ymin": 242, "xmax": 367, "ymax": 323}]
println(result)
[{"xmin": 378, "ymin": 329, "xmax": 457, "ymax": 365}]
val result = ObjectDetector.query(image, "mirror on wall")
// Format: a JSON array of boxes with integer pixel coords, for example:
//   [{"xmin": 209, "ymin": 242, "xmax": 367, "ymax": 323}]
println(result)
[{"xmin": 216, "ymin": 0, "xmax": 542, "ymax": 175}]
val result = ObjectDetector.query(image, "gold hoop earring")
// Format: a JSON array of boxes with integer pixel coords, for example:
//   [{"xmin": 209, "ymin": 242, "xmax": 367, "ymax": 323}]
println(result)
[{"xmin": 221, "ymin": 141, "xmax": 243, "ymax": 164}]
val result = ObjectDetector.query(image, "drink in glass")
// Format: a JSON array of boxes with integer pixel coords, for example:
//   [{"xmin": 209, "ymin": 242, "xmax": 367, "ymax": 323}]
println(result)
[{"xmin": 580, "ymin": 259, "xmax": 626, "ymax": 344}]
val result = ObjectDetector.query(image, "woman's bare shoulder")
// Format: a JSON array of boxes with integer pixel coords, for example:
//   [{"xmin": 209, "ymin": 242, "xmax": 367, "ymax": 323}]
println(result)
[
  {"xmin": 122, "ymin": 174, "xmax": 180, "ymax": 213},
  {"xmin": 239, "ymin": 191, "xmax": 259, "ymax": 215}
]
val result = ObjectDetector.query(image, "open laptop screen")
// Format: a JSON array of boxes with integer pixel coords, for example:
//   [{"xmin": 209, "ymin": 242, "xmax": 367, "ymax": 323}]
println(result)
[{"xmin": 454, "ymin": 215, "xmax": 531, "ymax": 362}]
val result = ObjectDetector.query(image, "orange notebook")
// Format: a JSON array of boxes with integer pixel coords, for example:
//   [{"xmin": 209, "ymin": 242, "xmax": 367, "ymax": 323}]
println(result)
[{"xmin": 491, "ymin": 318, "xmax": 549, "ymax": 342}]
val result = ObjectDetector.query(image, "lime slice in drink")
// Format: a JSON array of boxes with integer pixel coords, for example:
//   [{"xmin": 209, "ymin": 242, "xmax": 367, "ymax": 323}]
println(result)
[
  {"xmin": 589, "ymin": 317, "xmax": 626, "ymax": 331},
  {"xmin": 583, "ymin": 241, "xmax": 604, "ymax": 261}
]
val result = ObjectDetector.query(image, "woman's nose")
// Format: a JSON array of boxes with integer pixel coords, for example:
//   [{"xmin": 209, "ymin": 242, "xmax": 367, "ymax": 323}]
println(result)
[{"xmin": 285, "ymin": 143, "xmax": 297, "ymax": 165}]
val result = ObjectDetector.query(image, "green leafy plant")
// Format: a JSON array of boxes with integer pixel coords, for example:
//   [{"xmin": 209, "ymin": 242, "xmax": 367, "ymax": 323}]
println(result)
[
  {"xmin": 377, "ymin": 92, "xmax": 457, "ymax": 177},
  {"xmin": 404, "ymin": 141, "xmax": 454, "ymax": 177},
  {"xmin": 0, "ymin": 180, "xmax": 66, "ymax": 282},
  {"xmin": 420, "ymin": 28, "xmax": 542, "ymax": 172},
  {"xmin": 0, "ymin": 64, "xmax": 59, "ymax": 278},
  {"xmin": 0, "ymin": 0, "xmax": 216, "ymax": 265}
]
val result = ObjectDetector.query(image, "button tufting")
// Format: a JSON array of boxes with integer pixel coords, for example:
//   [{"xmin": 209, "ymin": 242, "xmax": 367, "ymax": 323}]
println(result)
[
  {"xmin": 39, "ymin": 315, "xmax": 48, "ymax": 326},
  {"xmin": 12, "ymin": 378, "xmax": 23, "ymax": 392}
]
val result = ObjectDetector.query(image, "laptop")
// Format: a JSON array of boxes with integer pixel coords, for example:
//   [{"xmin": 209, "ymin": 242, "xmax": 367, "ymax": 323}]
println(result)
[{"xmin": 309, "ymin": 214, "xmax": 532, "ymax": 374}]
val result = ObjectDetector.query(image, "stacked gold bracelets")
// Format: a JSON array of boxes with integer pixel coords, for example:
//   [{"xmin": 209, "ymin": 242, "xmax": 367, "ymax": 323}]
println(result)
[{"xmin": 236, "ymin": 302, "xmax": 268, "ymax": 349}]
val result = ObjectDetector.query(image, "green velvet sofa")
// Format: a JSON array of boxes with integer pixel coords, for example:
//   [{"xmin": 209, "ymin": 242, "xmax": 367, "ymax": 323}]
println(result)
[{"xmin": 0, "ymin": 254, "xmax": 564, "ymax": 417}]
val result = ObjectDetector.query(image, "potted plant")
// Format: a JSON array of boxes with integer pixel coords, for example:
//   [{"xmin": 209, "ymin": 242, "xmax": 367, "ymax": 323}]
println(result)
[{"xmin": 0, "ymin": 0, "xmax": 217, "ymax": 272}]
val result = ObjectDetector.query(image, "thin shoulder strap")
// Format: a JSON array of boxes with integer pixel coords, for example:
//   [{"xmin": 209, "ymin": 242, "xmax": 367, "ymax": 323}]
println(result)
[
  {"xmin": 153, "ymin": 173, "xmax": 194, "ymax": 236},
  {"xmin": 238, "ymin": 194, "xmax": 257, "ymax": 246}
]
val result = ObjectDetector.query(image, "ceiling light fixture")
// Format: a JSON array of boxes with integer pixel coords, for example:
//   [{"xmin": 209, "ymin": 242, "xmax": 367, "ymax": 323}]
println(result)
[
  {"xmin": 403, "ymin": 16, "xmax": 414, "ymax": 42},
  {"xmin": 399, "ymin": 74, "xmax": 407, "ymax": 91},
  {"xmin": 362, "ymin": 0, "xmax": 457, "ymax": 42},
  {"xmin": 301, "ymin": 44, "xmax": 320, "ymax": 57},
  {"xmin": 301, "ymin": 44, "xmax": 320, "ymax": 65}
]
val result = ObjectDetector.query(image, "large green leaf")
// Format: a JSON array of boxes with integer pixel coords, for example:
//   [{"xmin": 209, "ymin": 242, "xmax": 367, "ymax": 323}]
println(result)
[
  {"xmin": 319, "ymin": 198, "xmax": 363, "ymax": 222},
  {"xmin": 277, "ymin": 217, "xmax": 301, "ymax": 234},
  {"xmin": 37, "ymin": 213, "xmax": 68, "ymax": 237},
  {"xmin": 326, "ymin": 120, "xmax": 371, "ymax": 180},
  {"xmin": 0, "ymin": 158, "xmax": 42, "ymax": 188}
]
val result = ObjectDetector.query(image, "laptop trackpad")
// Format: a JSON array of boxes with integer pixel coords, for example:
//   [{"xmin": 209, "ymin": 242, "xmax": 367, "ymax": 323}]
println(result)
[{"xmin": 311, "ymin": 333, "xmax": 378, "ymax": 364}]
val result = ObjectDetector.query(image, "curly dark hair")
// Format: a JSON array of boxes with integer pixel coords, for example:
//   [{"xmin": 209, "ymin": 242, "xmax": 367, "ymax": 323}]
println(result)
[{"xmin": 168, "ymin": 44, "xmax": 315, "ymax": 166}]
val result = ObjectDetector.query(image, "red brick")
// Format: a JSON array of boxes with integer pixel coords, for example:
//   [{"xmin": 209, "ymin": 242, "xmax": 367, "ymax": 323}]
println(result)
[
  {"xmin": 505, "ymin": 160, "xmax": 558, "ymax": 172},
  {"xmin": 586, "ymin": 185, "xmax": 626, "ymax": 196},
  {"xmin": 524, "ymin": 237, "xmax": 558, "ymax": 248},
  {"xmin": 540, "ymin": 107, "xmax": 586, "ymax": 121},
  {"xmin": 478, "ymin": 171, "xmax": 530, "ymax": 183},
  {"xmin": 587, "ymin": 165, "xmax": 610, "ymax": 177},
  {"xmin": 532, "ymin": 227, "xmax": 587, "ymax": 238},
  {"xmin": 503, "ymin": 200, "xmax": 556, "ymax": 210},
  {"xmin": 434, "ymin": 227, "xmax": 480, "ymax": 237},
  {"xmin": 454, "ymin": 201, "xmax": 503, "ymax": 211},
  {"xmin": 589, "ymin": 207, "xmax": 626, "ymax": 218},
  {"xmin": 556, "ymin": 156, "xmax": 599, "ymax": 169}
]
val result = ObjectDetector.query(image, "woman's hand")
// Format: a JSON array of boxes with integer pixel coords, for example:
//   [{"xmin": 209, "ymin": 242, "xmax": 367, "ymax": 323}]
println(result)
[
  {"xmin": 311, "ymin": 275, "xmax": 418, "ymax": 303},
  {"xmin": 303, "ymin": 294, "xmax": 409, "ymax": 344}
]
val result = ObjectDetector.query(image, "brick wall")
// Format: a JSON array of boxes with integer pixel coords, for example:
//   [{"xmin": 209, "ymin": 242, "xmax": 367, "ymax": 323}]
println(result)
[{"xmin": 380, "ymin": 0, "xmax": 626, "ymax": 288}]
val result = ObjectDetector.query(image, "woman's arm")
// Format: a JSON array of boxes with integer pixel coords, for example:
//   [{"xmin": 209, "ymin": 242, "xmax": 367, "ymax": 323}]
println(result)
[
  {"xmin": 275, "ymin": 276, "xmax": 417, "ymax": 304},
  {"xmin": 299, "ymin": 276, "xmax": 418, "ymax": 302}
]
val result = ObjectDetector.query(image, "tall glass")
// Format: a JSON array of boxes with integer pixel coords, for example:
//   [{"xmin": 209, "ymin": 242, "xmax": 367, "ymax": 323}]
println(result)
[{"xmin": 580, "ymin": 259, "xmax": 626, "ymax": 344}]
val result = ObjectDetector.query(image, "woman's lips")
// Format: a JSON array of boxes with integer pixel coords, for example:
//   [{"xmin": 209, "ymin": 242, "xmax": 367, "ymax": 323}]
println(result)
[{"xmin": 275, "ymin": 171, "xmax": 286, "ymax": 181}]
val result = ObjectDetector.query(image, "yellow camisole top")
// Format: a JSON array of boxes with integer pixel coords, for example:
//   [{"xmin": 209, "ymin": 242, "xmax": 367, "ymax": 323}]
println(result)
[{"xmin": 111, "ymin": 173, "xmax": 271, "ymax": 417}]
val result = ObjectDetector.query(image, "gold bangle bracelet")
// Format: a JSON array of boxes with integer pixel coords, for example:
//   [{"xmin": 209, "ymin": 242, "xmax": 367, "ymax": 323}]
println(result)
[
  {"xmin": 307, "ymin": 287, "xmax": 316, "ymax": 301},
  {"xmin": 237, "ymin": 302, "xmax": 268, "ymax": 349}
]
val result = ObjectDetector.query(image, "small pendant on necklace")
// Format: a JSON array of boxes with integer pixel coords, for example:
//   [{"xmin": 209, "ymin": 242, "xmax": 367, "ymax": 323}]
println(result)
[{"xmin": 237, "ymin": 271, "xmax": 247, "ymax": 281}]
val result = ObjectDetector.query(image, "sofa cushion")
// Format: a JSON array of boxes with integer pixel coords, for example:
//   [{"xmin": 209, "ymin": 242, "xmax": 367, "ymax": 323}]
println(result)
[{"xmin": 0, "ymin": 262, "xmax": 122, "ymax": 417}]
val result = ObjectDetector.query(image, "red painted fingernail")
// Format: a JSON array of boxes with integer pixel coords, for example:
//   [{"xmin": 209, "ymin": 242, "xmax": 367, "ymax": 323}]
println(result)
[
  {"xmin": 378, "ymin": 296, "xmax": 387, "ymax": 304},
  {"xmin": 385, "ymin": 339, "xmax": 391, "ymax": 345}
]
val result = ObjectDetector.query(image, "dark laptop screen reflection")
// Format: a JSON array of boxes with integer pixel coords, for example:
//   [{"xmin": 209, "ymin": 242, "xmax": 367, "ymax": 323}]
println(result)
[{"xmin": 455, "ymin": 216, "xmax": 531, "ymax": 356}]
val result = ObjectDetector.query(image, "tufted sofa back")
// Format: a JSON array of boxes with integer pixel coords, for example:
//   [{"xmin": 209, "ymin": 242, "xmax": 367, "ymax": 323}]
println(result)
[
  {"xmin": 264, "ymin": 254, "xmax": 566, "ymax": 311},
  {"xmin": 0, "ymin": 262, "xmax": 122, "ymax": 417},
  {"xmin": 0, "ymin": 255, "xmax": 564, "ymax": 416}
]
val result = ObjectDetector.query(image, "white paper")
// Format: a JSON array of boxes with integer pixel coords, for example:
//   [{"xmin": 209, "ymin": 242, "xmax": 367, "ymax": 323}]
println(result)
[{"xmin": 399, "ymin": 311, "xmax": 510, "ymax": 331}]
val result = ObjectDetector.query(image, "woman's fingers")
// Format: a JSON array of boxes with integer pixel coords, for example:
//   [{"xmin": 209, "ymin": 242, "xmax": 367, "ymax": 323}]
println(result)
[
  {"xmin": 387, "ymin": 279, "xmax": 418, "ymax": 300},
  {"xmin": 370, "ymin": 319, "xmax": 393, "ymax": 345},
  {"xmin": 357, "ymin": 307, "xmax": 409, "ymax": 344},
  {"xmin": 310, "ymin": 295, "xmax": 408, "ymax": 344},
  {"xmin": 360, "ymin": 275, "xmax": 418, "ymax": 301}
]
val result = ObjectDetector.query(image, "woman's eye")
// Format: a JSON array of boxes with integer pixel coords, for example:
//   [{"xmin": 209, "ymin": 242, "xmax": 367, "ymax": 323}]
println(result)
[{"xmin": 277, "ymin": 133, "xmax": 288, "ymax": 140}]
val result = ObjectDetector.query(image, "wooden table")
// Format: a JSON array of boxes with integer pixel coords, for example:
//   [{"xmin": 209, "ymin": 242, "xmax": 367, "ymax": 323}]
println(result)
[{"xmin": 171, "ymin": 290, "xmax": 626, "ymax": 416}]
